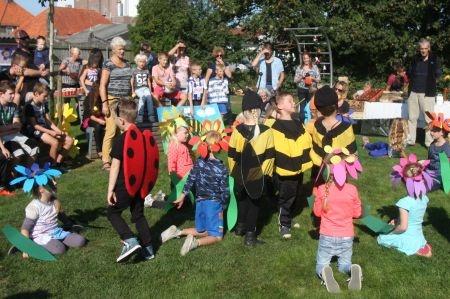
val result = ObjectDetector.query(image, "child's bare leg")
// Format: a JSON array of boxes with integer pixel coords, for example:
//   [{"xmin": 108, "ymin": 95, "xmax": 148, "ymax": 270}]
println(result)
[
  {"xmin": 40, "ymin": 133, "xmax": 59, "ymax": 162},
  {"xmin": 180, "ymin": 227, "xmax": 207, "ymax": 238},
  {"xmin": 56, "ymin": 135, "xmax": 73, "ymax": 163},
  {"xmin": 197, "ymin": 236, "xmax": 222, "ymax": 246},
  {"xmin": 180, "ymin": 228, "xmax": 221, "ymax": 246}
]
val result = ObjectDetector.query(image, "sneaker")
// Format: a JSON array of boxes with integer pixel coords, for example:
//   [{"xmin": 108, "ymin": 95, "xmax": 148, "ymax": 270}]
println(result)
[
  {"xmin": 116, "ymin": 238, "xmax": 141, "ymax": 263},
  {"xmin": 7, "ymin": 246, "xmax": 18, "ymax": 255},
  {"xmin": 180, "ymin": 234, "xmax": 198, "ymax": 256},
  {"xmin": 279, "ymin": 226, "xmax": 291, "ymax": 239},
  {"xmin": 348, "ymin": 264, "xmax": 362, "ymax": 291},
  {"xmin": 144, "ymin": 194, "xmax": 155, "ymax": 208},
  {"xmin": 154, "ymin": 190, "xmax": 166, "ymax": 201},
  {"xmin": 161, "ymin": 225, "xmax": 181, "ymax": 243},
  {"xmin": 141, "ymin": 245, "xmax": 155, "ymax": 261},
  {"xmin": 321, "ymin": 266, "xmax": 341, "ymax": 293}
]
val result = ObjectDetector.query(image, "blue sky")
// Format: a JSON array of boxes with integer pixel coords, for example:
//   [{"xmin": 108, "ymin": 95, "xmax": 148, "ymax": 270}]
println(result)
[{"xmin": 14, "ymin": 0, "xmax": 74, "ymax": 15}]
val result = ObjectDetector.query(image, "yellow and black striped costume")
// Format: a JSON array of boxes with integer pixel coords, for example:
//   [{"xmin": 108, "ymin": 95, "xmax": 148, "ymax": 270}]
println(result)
[
  {"xmin": 265, "ymin": 118, "xmax": 313, "ymax": 176},
  {"xmin": 310, "ymin": 118, "xmax": 357, "ymax": 166},
  {"xmin": 228, "ymin": 124, "xmax": 275, "ymax": 177}
]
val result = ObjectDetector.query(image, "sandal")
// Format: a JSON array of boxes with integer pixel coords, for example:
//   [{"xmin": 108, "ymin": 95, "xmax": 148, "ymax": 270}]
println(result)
[{"xmin": 102, "ymin": 162, "xmax": 111, "ymax": 171}]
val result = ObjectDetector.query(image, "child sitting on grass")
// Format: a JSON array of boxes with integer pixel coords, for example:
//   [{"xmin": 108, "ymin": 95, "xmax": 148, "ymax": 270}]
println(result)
[
  {"xmin": 313, "ymin": 147, "xmax": 363, "ymax": 293},
  {"xmin": 378, "ymin": 154, "xmax": 434, "ymax": 257},
  {"xmin": 25, "ymin": 83, "xmax": 73, "ymax": 167},
  {"xmin": 160, "ymin": 130, "xmax": 229, "ymax": 256},
  {"xmin": 425, "ymin": 112, "xmax": 450, "ymax": 191},
  {"xmin": 10, "ymin": 164, "xmax": 86, "ymax": 256}
]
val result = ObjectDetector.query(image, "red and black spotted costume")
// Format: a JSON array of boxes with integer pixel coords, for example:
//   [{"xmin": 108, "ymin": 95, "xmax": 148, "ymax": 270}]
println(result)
[{"xmin": 106, "ymin": 124, "xmax": 159, "ymax": 247}]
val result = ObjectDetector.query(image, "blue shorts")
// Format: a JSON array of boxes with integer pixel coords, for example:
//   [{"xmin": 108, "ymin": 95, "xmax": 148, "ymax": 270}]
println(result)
[{"xmin": 195, "ymin": 200, "xmax": 223, "ymax": 238}]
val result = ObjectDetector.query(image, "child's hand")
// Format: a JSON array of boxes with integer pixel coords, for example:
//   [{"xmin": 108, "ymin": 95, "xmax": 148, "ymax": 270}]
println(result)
[
  {"xmin": 132, "ymin": 93, "xmax": 136, "ymax": 98},
  {"xmin": 22, "ymin": 252, "xmax": 29, "ymax": 259},
  {"xmin": 389, "ymin": 218, "xmax": 397, "ymax": 226},
  {"xmin": 173, "ymin": 195, "xmax": 185, "ymax": 209},
  {"xmin": 107, "ymin": 191, "xmax": 117, "ymax": 206},
  {"xmin": 1, "ymin": 147, "xmax": 11, "ymax": 159},
  {"xmin": 84, "ymin": 88, "xmax": 90, "ymax": 95}
]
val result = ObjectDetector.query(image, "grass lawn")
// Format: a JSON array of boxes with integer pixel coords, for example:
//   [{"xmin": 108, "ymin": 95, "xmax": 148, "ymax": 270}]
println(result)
[{"xmin": 0, "ymin": 96, "xmax": 449, "ymax": 298}]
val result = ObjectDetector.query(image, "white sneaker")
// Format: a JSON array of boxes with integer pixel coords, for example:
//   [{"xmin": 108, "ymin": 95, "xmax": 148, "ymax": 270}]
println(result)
[
  {"xmin": 144, "ymin": 194, "xmax": 155, "ymax": 208},
  {"xmin": 180, "ymin": 234, "xmax": 198, "ymax": 256},
  {"xmin": 154, "ymin": 190, "xmax": 165, "ymax": 201},
  {"xmin": 348, "ymin": 264, "xmax": 362, "ymax": 291},
  {"xmin": 161, "ymin": 225, "xmax": 181, "ymax": 243},
  {"xmin": 321, "ymin": 266, "xmax": 341, "ymax": 293}
]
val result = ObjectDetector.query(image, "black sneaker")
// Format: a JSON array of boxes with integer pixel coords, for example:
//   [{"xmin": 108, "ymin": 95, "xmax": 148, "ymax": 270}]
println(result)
[
  {"xmin": 141, "ymin": 245, "xmax": 155, "ymax": 261},
  {"xmin": 279, "ymin": 226, "xmax": 291, "ymax": 239}
]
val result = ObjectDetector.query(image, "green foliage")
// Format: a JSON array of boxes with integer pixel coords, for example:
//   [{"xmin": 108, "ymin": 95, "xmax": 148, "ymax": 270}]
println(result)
[
  {"xmin": 131, "ymin": 0, "xmax": 448, "ymax": 82},
  {"xmin": 129, "ymin": 0, "xmax": 244, "ymax": 67}
]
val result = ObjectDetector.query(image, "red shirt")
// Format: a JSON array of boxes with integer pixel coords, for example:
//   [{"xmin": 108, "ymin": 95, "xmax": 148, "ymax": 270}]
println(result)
[
  {"xmin": 313, "ymin": 183, "xmax": 362, "ymax": 237},
  {"xmin": 167, "ymin": 141, "xmax": 193, "ymax": 178}
]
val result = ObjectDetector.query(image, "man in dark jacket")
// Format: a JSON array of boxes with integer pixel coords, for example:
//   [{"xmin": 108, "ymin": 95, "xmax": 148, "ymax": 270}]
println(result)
[{"xmin": 407, "ymin": 38, "xmax": 442, "ymax": 147}]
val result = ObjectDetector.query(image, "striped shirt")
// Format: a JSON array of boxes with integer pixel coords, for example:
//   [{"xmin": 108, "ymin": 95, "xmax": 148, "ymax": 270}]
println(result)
[
  {"xmin": 103, "ymin": 59, "xmax": 132, "ymax": 98},
  {"xmin": 207, "ymin": 76, "xmax": 229, "ymax": 104},
  {"xmin": 266, "ymin": 118, "xmax": 313, "ymax": 176},
  {"xmin": 310, "ymin": 118, "xmax": 357, "ymax": 166},
  {"xmin": 187, "ymin": 76, "xmax": 206, "ymax": 101}
]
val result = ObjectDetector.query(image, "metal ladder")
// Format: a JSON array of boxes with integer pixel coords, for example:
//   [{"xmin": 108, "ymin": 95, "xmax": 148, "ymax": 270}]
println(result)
[{"xmin": 284, "ymin": 27, "xmax": 333, "ymax": 86}]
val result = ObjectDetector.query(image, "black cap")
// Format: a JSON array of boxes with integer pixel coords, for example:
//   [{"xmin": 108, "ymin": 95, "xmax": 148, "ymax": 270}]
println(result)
[
  {"xmin": 242, "ymin": 89, "xmax": 262, "ymax": 111},
  {"xmin": 314, "ymin": 85, "xmax": 338, "ymax": 108}
]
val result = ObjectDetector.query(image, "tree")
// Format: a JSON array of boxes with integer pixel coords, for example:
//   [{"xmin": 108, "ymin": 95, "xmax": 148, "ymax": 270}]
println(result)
[{"xmin": 129, "ymin": 0, "xmax": 244, "ymax": 67}]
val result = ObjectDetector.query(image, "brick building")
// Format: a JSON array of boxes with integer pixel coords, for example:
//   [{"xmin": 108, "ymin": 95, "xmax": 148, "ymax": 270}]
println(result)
[{"xmin": 74, "ymin": 0, "xmax": 139, "ymax": 24}]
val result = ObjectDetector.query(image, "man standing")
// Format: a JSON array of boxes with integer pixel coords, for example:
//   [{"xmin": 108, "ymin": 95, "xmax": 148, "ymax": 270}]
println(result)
[
  {"xmin": 407, "ymin": 38, "xmax": 442, "ymax": 146},
  {"xmin": 251, "ymin": 42, "xmax": 285, "ymax": 94}
]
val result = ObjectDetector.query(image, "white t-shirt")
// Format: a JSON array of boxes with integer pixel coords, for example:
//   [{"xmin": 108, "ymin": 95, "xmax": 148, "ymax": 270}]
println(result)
[{"xmin": 25, "ymin": 199, "xmax": 58, "ymax": 245}]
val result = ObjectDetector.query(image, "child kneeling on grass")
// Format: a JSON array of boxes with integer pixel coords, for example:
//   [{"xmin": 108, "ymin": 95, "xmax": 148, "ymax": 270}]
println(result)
[
  {"xmin": 313, "ymin": 147, "xmax": 363, "ymax": 293},
  {"xmin": 161, "ymin": 130, "xmax": 229, "ymax": 256}
]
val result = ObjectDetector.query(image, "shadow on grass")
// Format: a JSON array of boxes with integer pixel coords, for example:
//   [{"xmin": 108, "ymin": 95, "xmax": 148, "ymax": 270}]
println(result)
[
  {"xmin": 69, "ymin": 207, "xmax": 107, "ymax": 229},
  {"xmin": 376, "ymin": 205, "xmax": 398, "ymax": 219},
  {"xmin": 150, "ymin": 201, "xmax": 195, "ymax": 252},
  {"xmin": 425, "ymin": 207, "xmax": 449, "ymax": 242},
  {"xmin": 5, "ymin": 289, "xmax": 51, "ymax": 299}
]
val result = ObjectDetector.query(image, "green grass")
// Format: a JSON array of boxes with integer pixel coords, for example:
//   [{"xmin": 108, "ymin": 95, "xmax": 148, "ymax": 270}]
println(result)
[{"xmin": 1, "ymin": 97, "xmax": 449, "ymax": 298}]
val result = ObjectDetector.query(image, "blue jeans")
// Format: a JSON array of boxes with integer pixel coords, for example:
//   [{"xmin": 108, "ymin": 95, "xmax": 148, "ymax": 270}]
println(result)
[
  {"xmin": 316, "ymin": 234, "xmax": 353, "ymax": 277},
  {"xmin": 135, "ymin": 87, "xmax": 155, "ymax": 122}
]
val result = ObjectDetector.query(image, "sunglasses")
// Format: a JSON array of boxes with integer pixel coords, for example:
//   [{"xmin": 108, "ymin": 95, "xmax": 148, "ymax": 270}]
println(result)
[
  {"xmin": 335, "ymin": 88, "xmax": 344, "ymax": 92},
  {"xmin": 216, "ymin": 54, "xmax": 223, "ymax": 58}
]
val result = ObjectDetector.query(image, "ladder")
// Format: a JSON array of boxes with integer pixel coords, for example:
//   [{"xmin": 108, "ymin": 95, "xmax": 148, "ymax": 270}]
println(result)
[{"xmin": 284, "ymin": 27, "xmax": 333, "ymax": 86}]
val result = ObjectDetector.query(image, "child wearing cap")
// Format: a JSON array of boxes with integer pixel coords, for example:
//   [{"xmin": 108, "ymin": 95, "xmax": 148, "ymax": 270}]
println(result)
[
  {"xmin": 228, "ymin": 90, "xmax": 275, "ymax": 245},
  {"xmin": 310, "ymin": 86, "xmax": 357, "ymax": 185},
  {"xmin": 266, "ymin": 92, "xmax": 313, "ymax": 239}
]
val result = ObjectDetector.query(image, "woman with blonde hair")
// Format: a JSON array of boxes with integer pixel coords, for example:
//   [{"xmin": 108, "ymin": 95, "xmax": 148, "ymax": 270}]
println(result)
[{"xmin": 99, "ymin": 37, "xmax": 132, "ymax": 171}]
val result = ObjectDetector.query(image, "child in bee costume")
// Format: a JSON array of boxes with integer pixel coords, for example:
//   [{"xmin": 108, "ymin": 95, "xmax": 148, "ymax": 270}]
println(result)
[{"xmin": 228, "ymin": 90, "xmax": 275, "ymax": 245}]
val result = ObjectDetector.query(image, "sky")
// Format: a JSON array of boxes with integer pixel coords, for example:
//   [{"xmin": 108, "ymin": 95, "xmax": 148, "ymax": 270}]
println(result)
[{"xmin": 14, "ymin": 0, "xmax": 75, "ymax": 15}]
